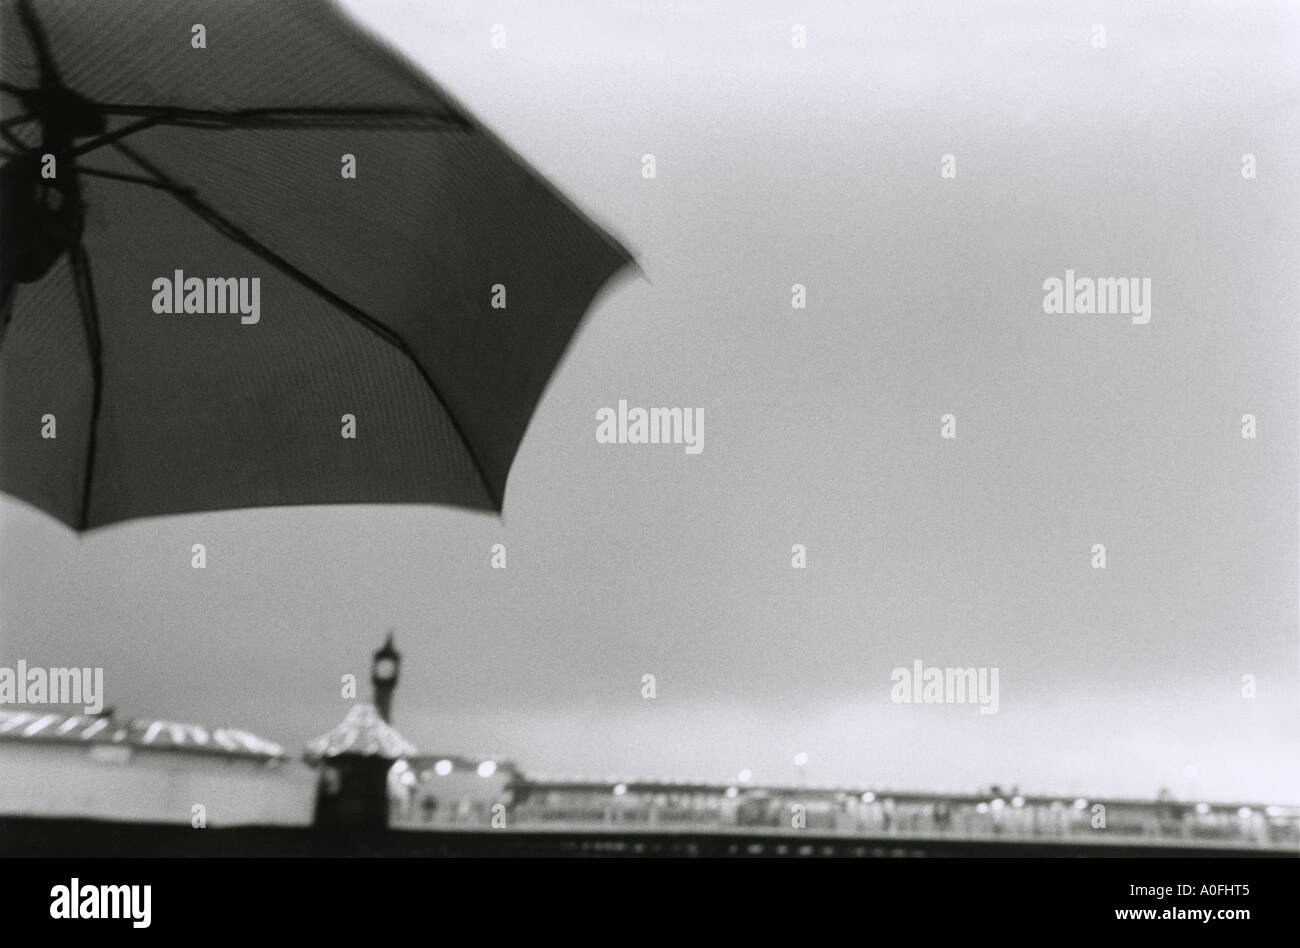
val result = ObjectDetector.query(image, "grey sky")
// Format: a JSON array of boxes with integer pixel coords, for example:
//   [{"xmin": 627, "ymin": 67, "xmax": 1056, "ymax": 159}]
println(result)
[{"xmin": 2, "ymin": 0, "xmax": 1297, "ymax": 802}]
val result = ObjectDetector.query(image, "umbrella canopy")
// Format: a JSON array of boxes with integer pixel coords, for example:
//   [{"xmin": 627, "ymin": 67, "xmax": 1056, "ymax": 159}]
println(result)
[{"xmin": 0, "ymin": 0, "xmax": 633, "ymax": 530}]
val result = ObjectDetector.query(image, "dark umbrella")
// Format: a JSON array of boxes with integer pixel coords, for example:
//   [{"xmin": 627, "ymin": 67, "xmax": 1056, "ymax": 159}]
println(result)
[{"xmin": 0, "ymin": 0, "xmax": 633, "ymax": 530}]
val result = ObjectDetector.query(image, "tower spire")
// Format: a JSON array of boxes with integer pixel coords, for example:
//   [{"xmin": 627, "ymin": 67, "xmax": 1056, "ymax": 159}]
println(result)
[{"xmin": 371, "ymin": 631, "xmax": 401, "ymax": 723}]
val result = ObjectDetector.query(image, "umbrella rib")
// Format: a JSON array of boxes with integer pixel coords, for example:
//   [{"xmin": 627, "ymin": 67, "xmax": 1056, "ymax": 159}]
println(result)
[
  {"xmin": 107, "ymin": 140, "xmax": 503, "ymax": 510},
  {"xmin": 68, "ymin": 241, "xmax": 104, "ymax": 531},
  {"xmin": 4, "ymin": 107, "xmax": 468, "ymax": 168},
  {"xmin": 70, "ymin": 115, "xmax": 171, "ymax": 159},
  {"xmin": 16, "ymin": 0, "xmax": 64, "ymax": 88},
  {"xmin": 0, "ymin": 103, "xmax": 467, "ymax": 162},
  {"xmin": 74, "ymin": 165, "xmax": 174, "ymax": 188},
  {"xmin": 93, "ymin": 104, "xmax": 473, "ymax": 132}
]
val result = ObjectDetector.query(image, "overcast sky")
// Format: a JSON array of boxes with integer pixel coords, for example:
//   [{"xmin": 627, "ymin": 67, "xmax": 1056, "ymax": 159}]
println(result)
[{"xmin": 2, "ymin": 0, "xmax": 1298, "ymax": 803}]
